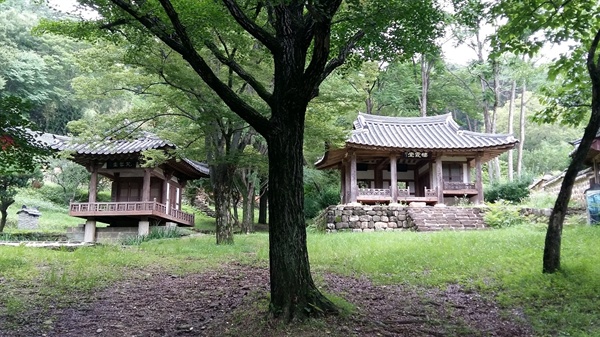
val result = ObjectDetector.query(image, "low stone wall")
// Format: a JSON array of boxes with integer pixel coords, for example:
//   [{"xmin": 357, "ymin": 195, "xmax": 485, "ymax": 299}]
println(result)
[
  {"xmin": 323, "ymin": 205, "xmax": 487, "ymax": 232},
  {"xmin": 66, "ymin": 225, "xmax": 139, "ymax": 243},
  {"xmin": 324, "ymin": 204, "xmax": 413, "ymax": 232}
]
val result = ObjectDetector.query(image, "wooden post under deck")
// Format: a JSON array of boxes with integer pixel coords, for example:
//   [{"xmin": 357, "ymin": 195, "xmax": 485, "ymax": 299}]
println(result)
[
  {"xmin": 83, "ymin": 162, "xmax": 99, "ymax": 242},
  {"xmin": 435, "ymin": 156, "xmax": 444, "ymax": 204},
  {"xmin": 349, "ymin": 152, "xmax": 358, "ymax": 203},
  {"xmin": 475, "ymin": 153, "xmax": 484, "ymax": 204},
  {"xmin": 390, "ymin": 155, "xmax": 398, "ymax": 203}
]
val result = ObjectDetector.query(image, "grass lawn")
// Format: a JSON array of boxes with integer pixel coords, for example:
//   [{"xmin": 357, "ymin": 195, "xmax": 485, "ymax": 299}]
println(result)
[
  {"xmin": 1, "ymin": 189, "xmax": 599, "ymax": 335},
  {"xmin": 1, "ymin": 222, "xmax": 599, "ymax": 335}
]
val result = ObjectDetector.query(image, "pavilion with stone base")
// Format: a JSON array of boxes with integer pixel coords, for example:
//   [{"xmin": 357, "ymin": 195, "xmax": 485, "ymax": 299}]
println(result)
[
  {"xmin": 316, "ymin": 113, "xmax": 518, "ymax": 206},
  {"xmin": 45, "ymin": 133, "xmax": 209, "ymax": 242}
]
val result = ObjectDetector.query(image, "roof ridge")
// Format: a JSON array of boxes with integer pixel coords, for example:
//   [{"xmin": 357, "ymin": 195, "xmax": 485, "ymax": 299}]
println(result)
[{"xmin": 357, "ymin": 112, "xmax": 452, "ymax": 125}]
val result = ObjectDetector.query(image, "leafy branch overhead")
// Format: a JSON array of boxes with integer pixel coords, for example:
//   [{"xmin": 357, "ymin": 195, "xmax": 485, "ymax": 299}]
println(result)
[{"xmin": 42, "ymin": 0, "xmax": 443, "ymax": 137}]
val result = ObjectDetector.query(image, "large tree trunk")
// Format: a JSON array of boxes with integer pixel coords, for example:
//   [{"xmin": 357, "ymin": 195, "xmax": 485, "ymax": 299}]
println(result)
[
  {"xmin": 267, "ymin": 105, "xmax": 337, "ymax": 320},
  {"xmin": 507, "ymin": 80, "xmax": 516, "ymax": 181},
  {"xmin": 544, "ymin": 29, "xmax": 600, "ymax": 273},
  {"xmin": 211, "ymin": 163, "xmax": 235, "ymax": 244}
]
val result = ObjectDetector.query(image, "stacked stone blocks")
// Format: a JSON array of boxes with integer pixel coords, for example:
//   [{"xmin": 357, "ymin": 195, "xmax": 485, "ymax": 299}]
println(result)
[{"xmin": 325, "ymin": 205, "xmax": 487, "ymax": 232}]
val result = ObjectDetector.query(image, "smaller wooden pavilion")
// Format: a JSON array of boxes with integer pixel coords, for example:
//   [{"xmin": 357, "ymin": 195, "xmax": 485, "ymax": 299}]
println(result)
[
  {"xmin": 44, "ymin": 133, "xmax": 209, "ymax": 242},
  {"xmin": 316, "ymin": 113, "xmax": 518, "ymax": 205},
  {"xmin": 571, "ymin": 131, "xmax": 600, "ymax": 187}
]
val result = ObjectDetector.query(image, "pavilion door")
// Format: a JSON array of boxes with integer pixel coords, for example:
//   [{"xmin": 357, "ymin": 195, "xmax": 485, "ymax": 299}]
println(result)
[
  {"xmin": 118, "ymin": 180, "xmax": 141, "ymax": 202},
  {"xmin": 167, "ymin": 183, "xmax": 178, "ymax": 211}
]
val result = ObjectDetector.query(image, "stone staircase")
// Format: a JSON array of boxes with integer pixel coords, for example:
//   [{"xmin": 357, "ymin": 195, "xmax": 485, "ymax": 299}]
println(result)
[{"xmin": 407, "ymin": 207, "xmax": 486, "ymax": 231}]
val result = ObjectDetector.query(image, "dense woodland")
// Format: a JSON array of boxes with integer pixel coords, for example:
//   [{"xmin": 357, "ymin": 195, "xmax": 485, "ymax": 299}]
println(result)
[{"xmin": 1, "ymin": 0, "xmax": 599, "ymax": 319}]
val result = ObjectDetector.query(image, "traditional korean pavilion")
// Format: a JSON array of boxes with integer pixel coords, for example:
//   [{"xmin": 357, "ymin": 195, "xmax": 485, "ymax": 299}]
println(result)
[
  {"xmin": 43, "ymin": 133, "xmax": 209, "ymax": 242},
  {"xmin": 315, "ymin": 113, "xmax": 518, "ymax": 205}
]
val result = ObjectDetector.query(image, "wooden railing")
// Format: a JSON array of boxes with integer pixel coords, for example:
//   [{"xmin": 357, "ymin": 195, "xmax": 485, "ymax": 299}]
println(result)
[
  {"xmin": 358, "ymin": 188, "xmax": 391, "ymax": 197},
  {"xmin": 443, "ymin": 182, "xmax": 476, "ymax": 190},
  {"xmin": 69, "ymin": 201, "xmax": 194, "ymax": 225},
  {"xmin": 424, "ymin": 188, "xmax": 437, "ymax": 197}
]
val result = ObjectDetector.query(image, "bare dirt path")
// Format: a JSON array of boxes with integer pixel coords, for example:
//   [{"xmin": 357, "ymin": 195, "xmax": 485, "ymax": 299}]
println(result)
[{"xmin": 1, "ymin": 263, "xmax": 533, "ymax": 337}]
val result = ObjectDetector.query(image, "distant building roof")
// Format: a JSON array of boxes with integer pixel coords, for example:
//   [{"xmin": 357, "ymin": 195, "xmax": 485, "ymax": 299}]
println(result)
[
  {"xmin": 48, "ymin": 132, "xmax": 173, "ymax": 155},
  {"xmin": 349, "ymin": 113, "xmax": 517, "ymax": 150},
  {"xmin": 37, "ymin": 132, "xmax": 209, "ymax": 178}
]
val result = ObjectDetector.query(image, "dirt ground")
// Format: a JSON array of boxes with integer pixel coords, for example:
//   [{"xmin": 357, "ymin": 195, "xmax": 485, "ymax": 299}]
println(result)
[{"xmin": 1, "ymin": 263, "xmax": 533, "ymax": 337}]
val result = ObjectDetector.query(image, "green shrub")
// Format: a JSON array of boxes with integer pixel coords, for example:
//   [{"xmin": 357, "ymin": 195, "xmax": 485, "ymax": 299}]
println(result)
[
  {"xmin": 121, "ymin": 226, "xmax": 182, "ymax": 245},
  {"xmin": 485, "ymin": 178, "xmax": 531, "ymax": 204},
  {"xmin": 484, "ymin": 201, "xmax": 526, "ymax": 228}
]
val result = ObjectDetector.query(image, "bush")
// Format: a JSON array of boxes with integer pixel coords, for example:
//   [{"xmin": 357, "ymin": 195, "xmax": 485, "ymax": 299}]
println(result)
[
  {"xmin": 121, "ymin": 226, "xmax": 182, "ymax": 245},
  {"xmin": 485, "ymin": 178, "xmax": 531, "ymax": 204},
  {"xmin": 484, "ymin": 201, "xmax": 526, "ymax": 228}
]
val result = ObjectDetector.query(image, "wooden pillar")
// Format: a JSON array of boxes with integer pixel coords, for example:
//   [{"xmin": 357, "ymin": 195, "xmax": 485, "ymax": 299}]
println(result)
[
  {"xmin": 390, "ymin": 155, "xmax": 398, "ymax": 203},
  {"xmin": 142, "ymin": 169, "xmax": 152, "ymax": 202},
  {"xmin": 111, "ymin": 172, "xmax": 120, "ymax": 202},
  {"xmin": 340, "ymin": 163, "xmax": 346, "ymax": 203},
  {"xmin": 435, "ymin": 156, "xmax": 444, "ymax": 204},
  {"xmin": 88, "ymin": 163, "xmax": 98, "ymax": 203},
  {"xmin": 349, "ymin": 152, "xmax": 358, "ymax": 203},
  {"xmin": 162, "ymin": 172, "xmax": 172, "ymax": 207},
  {"xmin": 475, "ymin": 153, "xmax": 484, "ymax": 204}
]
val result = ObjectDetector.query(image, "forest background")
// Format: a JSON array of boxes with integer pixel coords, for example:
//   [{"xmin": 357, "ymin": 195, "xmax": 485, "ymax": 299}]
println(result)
[{"xmin": 0, "ymin": 0, "xmax": 585, "ymax": 222}]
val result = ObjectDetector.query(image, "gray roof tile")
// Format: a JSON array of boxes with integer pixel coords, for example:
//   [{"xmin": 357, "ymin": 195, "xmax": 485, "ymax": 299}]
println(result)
[{"xmin": 348, "ymin": 113, "xmax": 517, "ymax": 150}]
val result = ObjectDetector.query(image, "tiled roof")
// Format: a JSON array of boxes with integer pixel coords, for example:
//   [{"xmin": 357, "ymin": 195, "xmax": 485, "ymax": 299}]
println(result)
[
  {"xmin": 36, "ymin": 132, "xmax": 209, "ymax": 178},
  {"xmin": 183, "ymin": 158, "xmax": 210, "ymax": 176},
  {"xmin": 348, "ymin": 113, "xmax": 517, "ymax": 150},
  {"xmin": 49, "ymin": 132, "xmax": 173, "ymax": 154}
]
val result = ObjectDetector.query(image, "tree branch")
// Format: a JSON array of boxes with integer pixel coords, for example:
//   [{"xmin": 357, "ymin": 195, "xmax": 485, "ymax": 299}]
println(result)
[
  {"xmin": 221, "ymin": 0, "xmax": 278, "ymax": 53},
  {"xmin": 203, "ymin": 40, "xmax": 273, "ymax": 103},
  {"xmin": 108, "ymin": 0, "xmax": 272, "ymax": 136},
  {"xmin": 319, "ymin": 30, "xmax": 365, "ymax": 85}
]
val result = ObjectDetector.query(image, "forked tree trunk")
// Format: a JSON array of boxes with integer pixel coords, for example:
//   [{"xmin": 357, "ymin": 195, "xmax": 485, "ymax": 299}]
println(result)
[
  {"xmin": 267, "ymin": 105, "xmax": 337, "ymax": 320},
  {"xmin": 544, "ymin": 29, "xmax": 600, "ymax": 273}
]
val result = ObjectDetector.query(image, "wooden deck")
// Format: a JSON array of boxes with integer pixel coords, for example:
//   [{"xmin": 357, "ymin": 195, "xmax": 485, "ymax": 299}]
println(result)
[
  {"xmin": 357, "ymin": 184, "xmax": 477, "ymax": 204},
  {"xmin": 69, "ymin": 201, "xmax": 195, "ymax": 226}
]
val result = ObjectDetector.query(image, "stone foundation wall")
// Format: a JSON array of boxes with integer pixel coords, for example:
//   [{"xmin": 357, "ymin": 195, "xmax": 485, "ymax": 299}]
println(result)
[
  {"xmin": 324, "ymin": 205, "xmax": 487, "ymax": 232},
  {"xmin": 66, "ymin": 226, "xmax": 139, "ymax": 243}
]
